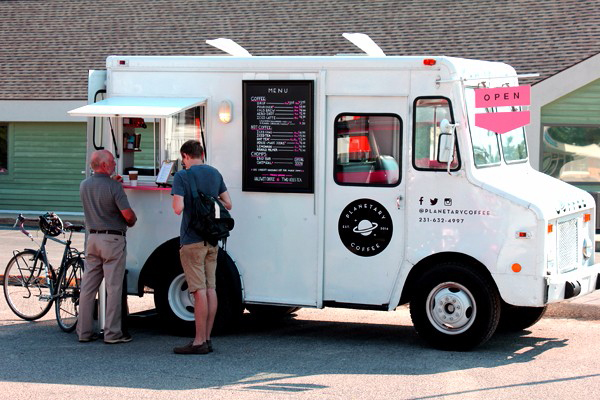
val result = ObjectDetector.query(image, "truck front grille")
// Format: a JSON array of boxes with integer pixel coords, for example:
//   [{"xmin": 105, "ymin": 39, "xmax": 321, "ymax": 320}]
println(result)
[{"xmin": 557, "ymin": 217, "xmax": 579, "ymax": 273}]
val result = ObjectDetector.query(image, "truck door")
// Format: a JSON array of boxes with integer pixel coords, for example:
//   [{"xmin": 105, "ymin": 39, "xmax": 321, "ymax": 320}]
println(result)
[{"xmin": 324, "ymin": 96, "xmax": 406, "ymax": 307}]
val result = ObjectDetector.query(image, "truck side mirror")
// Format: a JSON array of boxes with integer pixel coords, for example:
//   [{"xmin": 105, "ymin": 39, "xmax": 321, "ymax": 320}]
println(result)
[{"xmin": 437, "ymin": 119, "xmax": 456, "ymax": 163}]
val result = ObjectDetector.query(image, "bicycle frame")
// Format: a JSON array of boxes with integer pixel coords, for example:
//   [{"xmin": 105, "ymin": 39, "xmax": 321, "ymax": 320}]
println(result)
[{"xmin": 13, "ymin": 217, "xmax": 81, "ymax": 301}]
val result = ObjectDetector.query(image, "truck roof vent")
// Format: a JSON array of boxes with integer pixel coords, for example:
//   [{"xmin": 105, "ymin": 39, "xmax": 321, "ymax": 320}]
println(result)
[
  {"xmin": 342, "ymin": 33, "xmax": 386, "ymax": 57},
  {"xmin": 206, "ymin": 38, "xmax": 252, "ymax": 57}
]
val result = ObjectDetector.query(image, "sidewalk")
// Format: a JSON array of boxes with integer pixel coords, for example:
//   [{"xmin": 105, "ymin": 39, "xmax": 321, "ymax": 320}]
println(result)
[{"xmin": 546, "ymin": 286, "xmax": 600, "ymax": 320}]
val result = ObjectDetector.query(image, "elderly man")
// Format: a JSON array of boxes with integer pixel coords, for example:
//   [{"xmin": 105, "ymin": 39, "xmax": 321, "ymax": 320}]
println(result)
[{"xmin": 77, "ymin": 150, "xmax": 137, "ymax": 344}]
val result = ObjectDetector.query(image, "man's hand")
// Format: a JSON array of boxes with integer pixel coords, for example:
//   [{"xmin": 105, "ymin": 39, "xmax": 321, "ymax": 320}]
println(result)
[
  {"xmin": 218, "ymin": 191, "xmax": 233, "ymax": 211},
  {"xmin": 121, "ymin": 208, "xmax": 137, "ymax": 227},
  {"xmin": 111, "ymin": 174, "xmax": 123, "ymax": 183}
]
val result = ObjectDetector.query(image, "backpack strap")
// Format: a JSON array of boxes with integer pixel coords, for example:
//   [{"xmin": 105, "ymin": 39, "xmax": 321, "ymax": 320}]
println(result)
[
  {"xmin": 185, "ymin": 169, "xmax": 200, "ymax": 200},
  {"xmin": 184, "ymin": 169, "xmax": 219, "ymax": 247},
  {"xmin": 183, "ymin": 169, "xmax": 204, "ymax": 244}
]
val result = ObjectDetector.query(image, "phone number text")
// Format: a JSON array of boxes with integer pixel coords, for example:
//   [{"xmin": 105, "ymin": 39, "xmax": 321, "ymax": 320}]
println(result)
[{"xmin": 418, "ymin": 218, "xmax": 465, "ymax": 223}]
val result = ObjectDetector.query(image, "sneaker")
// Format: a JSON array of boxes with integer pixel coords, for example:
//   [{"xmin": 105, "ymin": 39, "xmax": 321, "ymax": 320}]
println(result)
[
  {"xmin": 104, "ymin": 334, "xmax": 133, "ymax": 344},
  {"xmin": 207, "ymin": 339, "xmax": 213, "ymax": 353},
  {"xmin": 78, "ymin": 333, "xmax": 100, "ymax": 343},
  {"xmin": 173, "ymin": 341, "xmax": 209, "ymax": 355}
]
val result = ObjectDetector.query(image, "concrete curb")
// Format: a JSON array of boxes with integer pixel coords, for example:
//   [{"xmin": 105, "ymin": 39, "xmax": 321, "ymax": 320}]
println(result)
[
  {"xmin": 546, "ymin": 302, "xmax": 600, "ymax": 320},
  {"xmin": 545, "ymin": 289, "xmax": 600, "ymax": 320}
]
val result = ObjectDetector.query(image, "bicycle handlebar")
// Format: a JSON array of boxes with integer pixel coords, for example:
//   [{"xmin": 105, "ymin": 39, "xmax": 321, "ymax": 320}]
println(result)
[
  {"xmin": 13, "ymin": 213, "xmax": 85, "ymax": 240},
  {"xmin": 14, "ymin": 214, "xmax": 37, "ymax": 240}
]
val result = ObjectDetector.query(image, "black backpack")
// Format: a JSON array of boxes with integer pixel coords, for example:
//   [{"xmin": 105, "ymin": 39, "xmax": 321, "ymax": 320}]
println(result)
[{"xmin": 185, "ymin": 169, "xmax": 234, "ymax": 246}]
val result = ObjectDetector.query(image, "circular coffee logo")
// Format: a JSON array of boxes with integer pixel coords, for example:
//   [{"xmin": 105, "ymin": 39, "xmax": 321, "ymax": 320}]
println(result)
[{"xmin": 338, "ymin": 198, "xmax": 393, "ymax": 257}]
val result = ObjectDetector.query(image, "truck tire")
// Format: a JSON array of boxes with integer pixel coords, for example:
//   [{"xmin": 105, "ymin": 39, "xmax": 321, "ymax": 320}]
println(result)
[
  {"xmin": 497, "ymin": 303, "xmax": 547, "ymax": 332},
  {"xmin": 409, "ymin": 262, "xmax": 501, "ymax": 351},
  {"xmin": 245, "ymin": 304, "xmax": 301, "ymax": 320},
  {"xmin": 154, "ymin": 248, "xmax": 243, "ymax": 335}
]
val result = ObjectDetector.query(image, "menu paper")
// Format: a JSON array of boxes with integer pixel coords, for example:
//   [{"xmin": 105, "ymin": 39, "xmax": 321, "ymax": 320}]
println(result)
[
  {"xmin": 156, "ymin": 160, "xmax": 175, "ymax": 184},
  {"xmin": 243, "ymin": 81, "xmax": 314, "ymax": 193}
]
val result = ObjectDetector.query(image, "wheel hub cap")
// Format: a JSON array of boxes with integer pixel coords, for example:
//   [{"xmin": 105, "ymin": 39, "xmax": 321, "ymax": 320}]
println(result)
[
  {"xmin": 167, "ymin": 274, "xmax": 195, "ymax": 321},
  {"xmin": 426, "ymin": 283, "xmax": 476, "ymax": 335}
]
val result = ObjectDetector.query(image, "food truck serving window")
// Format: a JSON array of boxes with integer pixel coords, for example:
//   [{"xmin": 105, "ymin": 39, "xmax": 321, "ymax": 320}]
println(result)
[
  {"xmin": 122, "ymin": 118, "xmax": 160, "ymax": 177},
  {"xmin": 67, "ymin": 96, "xmax": 207, "ymax": 179},
  {"xmin": 334, "ymin": 114, "xmax": 401, "ymax": 186}
]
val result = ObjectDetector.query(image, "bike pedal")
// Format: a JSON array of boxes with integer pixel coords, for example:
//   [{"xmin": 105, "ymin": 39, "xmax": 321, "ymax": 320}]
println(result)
[{"xmin": 39, "ymin": 295, "xmax": 52, "ymax": 302}]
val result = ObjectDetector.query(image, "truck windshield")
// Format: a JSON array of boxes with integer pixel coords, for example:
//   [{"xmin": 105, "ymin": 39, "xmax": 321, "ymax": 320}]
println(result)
[
  {"xmin": 500, "ymin": 128, "xmax": 528, "ymax": 163},
  {"xmin": 465, "ymin": 88, "xmax": 527, "ymax": 167},
  {"xmin": 465, "ymin": 89, "xmax": 501, "ymax": 167}
]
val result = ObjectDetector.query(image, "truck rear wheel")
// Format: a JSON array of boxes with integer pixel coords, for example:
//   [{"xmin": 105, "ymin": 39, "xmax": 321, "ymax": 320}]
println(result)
[
  {"xmin": 409, "ymin": 262, "xmax": 501, "ymax": 350},
  {"xmin": 498, "ymin": 304, "xmax": 547, "ymax": 332},
  {"xmin": 154, "ymin": 248, "xmax": 243, "ymax": 335},
  {"xmin": 245, "ymin": 304, "xmax": 301, "ymax": 320}
]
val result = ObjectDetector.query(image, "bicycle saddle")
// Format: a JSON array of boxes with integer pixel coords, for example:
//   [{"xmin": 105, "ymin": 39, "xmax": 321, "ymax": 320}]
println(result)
[{"xmin": 64, "ymin": 222, "xmax": 85, "ymax": 232}]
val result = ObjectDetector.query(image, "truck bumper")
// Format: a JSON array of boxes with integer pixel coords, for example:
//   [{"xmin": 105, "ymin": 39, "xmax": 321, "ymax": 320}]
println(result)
[{"xmin": 546, "ymin": 264, "xmax": 600, "ymax": 304}]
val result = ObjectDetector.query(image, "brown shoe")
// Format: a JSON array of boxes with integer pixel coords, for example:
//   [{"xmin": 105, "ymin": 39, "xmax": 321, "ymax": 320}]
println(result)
[
  {"xmin": 104, "ymin": 334, "xmax": 133, "ymax": 344},
  {"xmin": 78, "ymin": 333, "xmax": 100, "ymax": 343},
  {"xmin": 173, "ymin": 341, "xmax": 209, "ymax": 355}
]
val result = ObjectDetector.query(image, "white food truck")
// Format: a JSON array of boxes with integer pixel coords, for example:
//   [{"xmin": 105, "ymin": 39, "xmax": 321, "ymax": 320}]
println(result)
[{"xmin": 69, "ymin": 41, "xmax": 600, "ymax": 350}]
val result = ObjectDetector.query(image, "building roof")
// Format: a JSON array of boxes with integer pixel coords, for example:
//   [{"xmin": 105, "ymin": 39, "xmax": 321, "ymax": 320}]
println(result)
[{"xmin": 1, "ymin": 0, "xmax": 599, "ymax": 100}]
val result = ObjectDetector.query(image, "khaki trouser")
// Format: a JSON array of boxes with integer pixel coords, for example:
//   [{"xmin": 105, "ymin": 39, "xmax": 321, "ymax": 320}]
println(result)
[{"xmin": 76, "ymin": 234, "xmax": 126, "ymax": 341}]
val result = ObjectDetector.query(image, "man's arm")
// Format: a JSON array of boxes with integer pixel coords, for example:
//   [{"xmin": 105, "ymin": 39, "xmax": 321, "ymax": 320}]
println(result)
[
  {"xmin": 121, "ymin": 208, "xmax": 137, "ymax": 227},
  {"xmin": 172, "ymin": 194, "xmax": 184, "ymax": 215},
  {"xmin": 218, "ymin": 191, "xmax": 232, "ymax": 211}
]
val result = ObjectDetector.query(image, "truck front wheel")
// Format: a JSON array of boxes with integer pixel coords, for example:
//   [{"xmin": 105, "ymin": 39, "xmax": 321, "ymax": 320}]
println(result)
[
  {"xmin": 409, "ymin": 262, "xmax": 501, "ymax": 350},
  {"xmin": 154, "ymin": 248, "xmax": 243, "ymax": 335}
]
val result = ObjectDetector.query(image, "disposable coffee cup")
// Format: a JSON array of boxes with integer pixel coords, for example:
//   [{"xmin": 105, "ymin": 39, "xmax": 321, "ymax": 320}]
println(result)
[{"xmin": 128, "ymin": 170, "xmax": 138, "ymax": 186}]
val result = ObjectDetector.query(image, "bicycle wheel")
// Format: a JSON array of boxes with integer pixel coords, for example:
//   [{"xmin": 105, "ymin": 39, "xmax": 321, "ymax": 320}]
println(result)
[
  {"xmin": 3, "ymin": 250, "xmax": 54, "ymax": 320},
  {"xmin": 55, "ymin": 257, "xmax": 84, "ymax": 332}
]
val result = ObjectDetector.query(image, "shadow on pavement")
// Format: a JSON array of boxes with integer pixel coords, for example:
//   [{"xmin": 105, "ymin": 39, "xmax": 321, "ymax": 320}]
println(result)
[{"xmin": 0, "ymin": 310, "xmax": 570, "ymax": 392}]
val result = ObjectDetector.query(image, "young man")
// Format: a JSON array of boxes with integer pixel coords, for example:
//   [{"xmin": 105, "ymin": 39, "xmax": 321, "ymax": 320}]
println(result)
[
  {"xmin": 171, "ymin": 140, "xmax": 232, "ymax": 355},
  {"xmin": 78, "ymin": 150, "xmax": 137, "ymax": 344}
]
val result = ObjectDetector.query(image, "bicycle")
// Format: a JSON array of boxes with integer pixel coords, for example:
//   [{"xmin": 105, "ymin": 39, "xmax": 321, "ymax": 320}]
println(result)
[{"xmin": 3, "ymin": 212, "xmax": 85, "ymax": 332}]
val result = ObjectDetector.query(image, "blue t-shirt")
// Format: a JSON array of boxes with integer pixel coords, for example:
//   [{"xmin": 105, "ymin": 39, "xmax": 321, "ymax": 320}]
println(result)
[{"xmin": 171, "ymin": 164, "xmax": 228, "ymax": 245}]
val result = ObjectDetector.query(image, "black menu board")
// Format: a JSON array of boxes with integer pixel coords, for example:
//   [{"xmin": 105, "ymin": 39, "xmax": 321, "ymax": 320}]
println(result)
[{"xmin": 243, "ymin": 80, "xmax": 314, "ymax": 193}]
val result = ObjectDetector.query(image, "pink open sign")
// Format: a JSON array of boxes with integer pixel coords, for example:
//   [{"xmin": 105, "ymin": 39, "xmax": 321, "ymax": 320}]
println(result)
[
  {"xmin": 475, "ymin": 85, "xmax": 530, "ymax": 108},
  {"xmin": 475, "ymin": 111, "xmax": 530, "ymax": 134}
]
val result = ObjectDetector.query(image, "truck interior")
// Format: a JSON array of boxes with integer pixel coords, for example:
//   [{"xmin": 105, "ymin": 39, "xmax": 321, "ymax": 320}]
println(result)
[{"xmin": 335, "ymin": 114, "xmax": 400, "ymax": 185}]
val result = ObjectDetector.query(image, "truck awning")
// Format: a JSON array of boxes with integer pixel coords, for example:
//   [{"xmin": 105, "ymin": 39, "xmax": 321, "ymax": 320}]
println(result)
[{"xmin": 67, "ymin": 97, "xmax": 206, "ymax": 118}]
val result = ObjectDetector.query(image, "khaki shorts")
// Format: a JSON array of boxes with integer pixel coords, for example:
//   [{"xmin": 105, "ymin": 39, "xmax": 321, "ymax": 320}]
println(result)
[{"xmin": 179, "ymin": 242, "xmax": 218, "ymax": 292}]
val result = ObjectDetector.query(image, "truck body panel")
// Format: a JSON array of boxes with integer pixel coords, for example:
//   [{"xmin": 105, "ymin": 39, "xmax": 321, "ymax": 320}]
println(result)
[{"xmin": 69, "ymin": 54, "xmax": 600, "ymax": 348}]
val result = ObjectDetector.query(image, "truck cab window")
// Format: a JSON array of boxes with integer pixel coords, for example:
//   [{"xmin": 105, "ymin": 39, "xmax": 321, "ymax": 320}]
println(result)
[
  {"xmin": 165, "ymin": 106, "xmax": 206, "ymax": 165},
  {"xmin": 334, "ymin": 114, "xmax": 401, "ymax": 186},
  {"xmin": 413, "ymin": 98, "xmax": 459, "ymax": 170}
]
